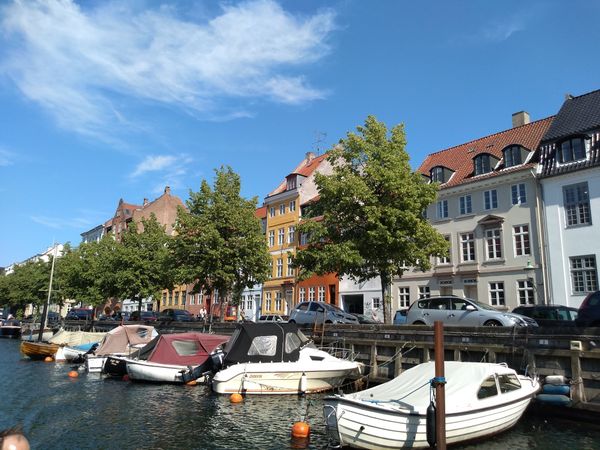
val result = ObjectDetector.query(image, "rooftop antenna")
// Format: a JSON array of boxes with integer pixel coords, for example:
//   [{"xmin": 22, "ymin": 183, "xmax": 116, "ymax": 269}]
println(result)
[{"xmin": 313, "ymin": 131, "xmax": 327, "ymax": 156}]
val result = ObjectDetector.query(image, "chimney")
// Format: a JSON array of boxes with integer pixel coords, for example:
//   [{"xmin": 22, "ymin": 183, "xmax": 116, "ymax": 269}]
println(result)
[
  {"xmin": 305, "ymin": 152, "xmax": 315, "ymax": 163},
  {"xmin": 143, "ymin": 198, "xmax": 148, "ymax": 206},
  {"xmin": 512, "ymin": 111, "xmax": 530, "ymax": 128},
  {"xmin": 164, "ymin": 186, "xmax": 171, "ymax": 195},
  {"xmin": 565, "ymin": 93, "xmax": 574, "ymax": 101}
]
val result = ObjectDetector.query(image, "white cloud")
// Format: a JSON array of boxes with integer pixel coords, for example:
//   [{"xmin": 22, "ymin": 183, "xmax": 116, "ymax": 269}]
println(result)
[
  {"xmin": 132, "ymin": 155, "xmax": 178, "ymax": 177},
  {"xmin": 31, "ymin": 215, "xmax": 93, "ymax": 230},
  {"xmin": 481, "ymin": 19, "xmax": 525, "ymax": 43},
  {"xmin": 131, "ymin": 153, "xmax": 193, "ymax": 195},
  {"xmin": 0, "ymin": 0, "xmax": 335, "ymax": 138},
  {"xmin": 0, "ymin": 148, "xmax": 15, "ymax": 166}
]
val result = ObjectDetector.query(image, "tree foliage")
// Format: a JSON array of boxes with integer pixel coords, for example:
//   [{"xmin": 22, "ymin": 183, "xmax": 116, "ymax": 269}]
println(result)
[
  {"xmin": 294, "ymin": 115, "xmax": 448, "ymax": 323},
  {"xmin": 172, "ymin": 166, "xmax": 270, "ymax": 318},
  {"xmin": 0, "ymin": 260, "xmax": 50, "ymax": 315}
]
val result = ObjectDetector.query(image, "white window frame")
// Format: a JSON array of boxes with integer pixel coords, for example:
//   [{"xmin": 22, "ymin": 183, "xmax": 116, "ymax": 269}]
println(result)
[
  {"xmin": 289, "ymin": 200, "xmax": 296, "ymax": 212},
  {"xmin": 489, "ymin": 282, "xmax": 505, "ymax": 306},
  {"xmin": 268, "ymin": 230, "xmax": 274, "ymax": 247},
  {"xmin": 418, "ymin": 286, "xmax": 430, "ymax": 299},
  {"xmin": 517, "ymin": 280, "xmax": 534, "ymax": 305},
  {"xmin": 459, "ymin": 195, "xmax": 472, "ymax": 215},
  {"xmin": 484, "ymin": 189, "xmax": 498, "ymax": 210},
  {"xmin": 287, "ymin": 256, "xmax": 294, "ymax": 276},
  {"xmin": 570, "ymin": 255, "xmax": 598, "ymax": 294},
  {"xmin": 309, "ymin": 287, "xmax": 315, "ymax": 301},
  {"xmin": 275, "ymin": 292, "xmax": 282, "ymax": 311},
  {"xmin": 278, "ymin": 228, "xmax": 284, "ymax": 245},
  {"xmin": 437, "ymin": 200, "xmax": 448, "ymax": 219},
  {"xmin": 460, "ymin": 232, "xmax": 475, "ymax": 262},
  {"xmin": 318, "ymin": 286, "xmax": 325, "ymax": 301},
  {"xmin": 265, "ymin": 292, "xmax": 272, "ymax": 311},
  {"xmin": 288, "ymin": 226, "xmax": 296, "ymax": 244},
  {"xmin": 276, "ymin": 258, "xmax": 283, "ymax": 277},
  {"xmin": 563, "ymin": 182, "xmax": 591, "ymax": 227},
  {"xmin": 513, "ymin": 225, "xmax": 530, "ymax": 257},
  {"xmin": 299, "ymin": 287, "xmax": 306, "ymax": 302},
  {"xmin": 279, "ymin": 203, "xmax": 286, "ymax": 215},
  {"xmin": 485, "ymin": 228, "xmax": 503, "ymax": 260},
  {"xmin": 398, "ymin": 287, "xmax": 410, "ymax": 309},
  {"xmin": 269, "ymin": 207, "xmax": 275, "ymax": 217},
  {"xmin": 438, "ymin": 235, "xmax": 451, "ymax": 265},
  {"xmin": 511, "ymin": 183, "xmax": 527, "ymax": 205}
]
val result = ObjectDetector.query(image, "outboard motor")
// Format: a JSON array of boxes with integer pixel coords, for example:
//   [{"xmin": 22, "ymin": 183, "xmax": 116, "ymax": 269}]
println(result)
[{"xmin": 209, "ymin": 349, "xmax": 225, "ymax": 372}]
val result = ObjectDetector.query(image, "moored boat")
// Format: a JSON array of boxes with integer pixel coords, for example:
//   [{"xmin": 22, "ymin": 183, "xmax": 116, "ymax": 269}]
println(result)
[
  {"xmin": 323, "ymin": 361, "xmax": 539, "ymax": 449},
  {"xmin": 0, "ymin": 319, "xmax": 22, "ymax": 339},
  {"xmin": 211, "ymin": 323, "xmax": 362, "ymax": 395},
  {"xmin": 20, "ymin": 329, "xmax": 106, "ymax": 360}
]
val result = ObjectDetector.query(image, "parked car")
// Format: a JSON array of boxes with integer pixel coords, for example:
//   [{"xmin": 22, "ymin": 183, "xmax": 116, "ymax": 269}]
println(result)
[
  {"xmin": 97, "ymin": 314, "xmax": 115, "ymax": 321},
  {"xmin": 158, "ymin": 308, "xmax": 194, "ymax": 322},
  {"xmin": 576, "ymin": 291, "xmax": 600, "ymax": 327},
  {"xmin": 393, "ymin": 310, "xmax": 408, "ymax": 325},
  {"xmin": 406, "ymin": 296, "xmax": 538, "ymax": 327},
  {"xmin": 66, "ymin": 308, "xmax": 94, "ymax": 320},
  {"xmin": 257, "ymin": 314, "xmax": 288, "ymax": 322},
  {"xmin": 512, "ymin": 305, "xmax": 578, "ymax": 327},
  {"xmin": 130, "ymin": 311, "xmax": 158, "ymax": 322},
  {"xmin": 351, "ymin": 313, "xmax": 380, "ymax": 324},
  {"xmin": 288, "ymin": 301, "xmax": 359, "ymax": 325},
  {"xmin": 47, "ymin": 311, "xmax": 61, "ymax": 323}
]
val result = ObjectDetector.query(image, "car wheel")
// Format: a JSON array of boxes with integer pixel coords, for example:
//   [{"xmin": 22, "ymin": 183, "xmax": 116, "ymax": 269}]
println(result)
[
  {"xmin": 325, "ymin": 320, "xmax": 333, "ymax": 324},
  {"xmin": 413, "ymin": 321, "xmax": 426, "ymax": 325},
  {"xmin": 484, "ymin": 320, "xmax": 502, "ymax": 327},
  {"xmin": 288, "ymin": 319, "xmax": 296, "ymax": 324}
]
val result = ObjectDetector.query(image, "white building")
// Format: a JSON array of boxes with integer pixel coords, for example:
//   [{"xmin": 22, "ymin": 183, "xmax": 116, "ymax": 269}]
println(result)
[{"xmin": 538, "ymin": 90, "xmax": 600, "ymax": 308}]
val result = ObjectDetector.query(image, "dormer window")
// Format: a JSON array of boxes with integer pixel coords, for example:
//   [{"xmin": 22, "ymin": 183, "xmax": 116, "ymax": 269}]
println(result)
[
  {"xmin": 474, "ymin": 154, "xmax": 491, "ymax": 175},
  {"xmin": 286, "ymin": 175, "xmax": 297, "ymax": 190},
  {"xmin": 503, "ymin": 145, "xmax": 524, "ymax": 168},
  {"xmin": 429, "ymin": 166, "xmax": 453, "ymax": 184},
  {"xmin": 558, "ymin": 137, "xmax": 586, "ymax": 163}
]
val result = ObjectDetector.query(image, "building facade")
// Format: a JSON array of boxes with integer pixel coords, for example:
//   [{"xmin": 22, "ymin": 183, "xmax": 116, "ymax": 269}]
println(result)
[
  {"xmin": 538, "ymin": 90, "xmax": 600, "ymax": 308},
  {"xmin": 394, "ymin": 113, "xmax": 553, "ymax": 312}
]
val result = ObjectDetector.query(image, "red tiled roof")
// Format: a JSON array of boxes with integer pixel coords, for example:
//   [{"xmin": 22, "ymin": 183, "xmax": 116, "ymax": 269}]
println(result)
[
  {"xmin": 268, "ymin": 153, "xmax": 329, "ymax": 197},
  {"xmin": 254, "ymin": 206, "xmax": 267, "ymax": 219},
  {"xmin": 418, "ymin": 116, "xmax": 554, "ymax": 188}
]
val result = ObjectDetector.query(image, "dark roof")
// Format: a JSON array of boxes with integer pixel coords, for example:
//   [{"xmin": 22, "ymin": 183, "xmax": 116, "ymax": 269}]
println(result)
[{"xmin": 542, "ymin": 90, "xmax": 600, "ymax": 143}]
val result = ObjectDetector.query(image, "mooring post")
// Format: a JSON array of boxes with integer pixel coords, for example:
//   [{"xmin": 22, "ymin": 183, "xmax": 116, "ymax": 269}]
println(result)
[{"xmin": 434, "ymin": 321, "xmax": 446, "ymax": 450}]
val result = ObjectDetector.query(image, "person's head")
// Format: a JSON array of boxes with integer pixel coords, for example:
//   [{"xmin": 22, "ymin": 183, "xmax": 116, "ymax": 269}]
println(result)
[{"xmin": 0, "ymin": 427, "xmax": 30, "ymax": 450}]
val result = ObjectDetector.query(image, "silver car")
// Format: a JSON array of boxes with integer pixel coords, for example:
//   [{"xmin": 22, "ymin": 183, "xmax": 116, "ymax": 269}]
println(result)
[
  {"xmin": 288, "ymin": 301, "xmax": 359, "ymax": 325},
  {"xmin": 406, "ymin": 296, "xmax": 538, "ymax": 327}
]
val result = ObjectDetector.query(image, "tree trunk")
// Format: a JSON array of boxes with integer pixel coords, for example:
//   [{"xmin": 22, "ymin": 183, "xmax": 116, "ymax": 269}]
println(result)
[{"xmin": 381, "ymin": 272, "xmax": 392, "ymax": 325}]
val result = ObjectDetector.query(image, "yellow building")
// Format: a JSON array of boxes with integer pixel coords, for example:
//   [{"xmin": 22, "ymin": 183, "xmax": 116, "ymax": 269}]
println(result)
[{"xmin": 262, "ymin": 152, "xmax": 331, "ymax": 315}]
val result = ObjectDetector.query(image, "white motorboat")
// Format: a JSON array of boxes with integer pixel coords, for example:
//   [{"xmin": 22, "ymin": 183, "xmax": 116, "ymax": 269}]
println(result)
[
  {"xmin": 323, "ymin": 361, "xmax": 539, "ymax": 449},
  {"xmin": 85, "ymin": 324, "xmax": 157, "ymax": 373},
  {"xmin": 115, "ymin": 332, "xmax": 229, "ymax": 383},
  {"xmin": 211, "ymin": 323, "xmax": 362, "ymax": 395}
]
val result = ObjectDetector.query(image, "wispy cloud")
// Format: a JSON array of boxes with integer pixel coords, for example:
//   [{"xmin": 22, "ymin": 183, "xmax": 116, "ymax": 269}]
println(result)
[
  {"xmin": 31, "ymin": 215, "xmax": 93, "ymax": 230},
  {"xmin": 0, "ymin": 147, "xmax": 15, "ymax": 166},
  {"xmin": 0, "ymin": 0, "xmax": 335, "ymax": 139},
  {"xmin": 131, "ymin": 155, "xmax": 179, "ymax": 178},
  {"xmin": 131, "ymin": 153, "xmax": 194, "ymax": 195},
  {"xmin": 480, "ymin": 19, "xmax": 525, "ymax": 43}
]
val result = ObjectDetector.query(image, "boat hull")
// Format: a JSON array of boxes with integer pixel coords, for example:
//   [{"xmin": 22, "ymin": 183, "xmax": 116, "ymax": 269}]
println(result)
[
  {"xmin": 20, "ymin": 341, "xmax": 60, "ymax": 359},
  {"xmin": 86, "ymin": 355, "xmax": 108, "ymax": 373},
  {"xmin": 126, "ymin": 359, "xmax": 189, "ymax": 383},
  {"xmin": 0, "ymin": 326, "xmax": 21, "ymax": 339},
  {"xmin": 324, "ymin": 392, "xmax": 535, "ymax": 449},
  {"xmin": 212, "ymin": 363, "xmax": 358, "ymax": 395}
]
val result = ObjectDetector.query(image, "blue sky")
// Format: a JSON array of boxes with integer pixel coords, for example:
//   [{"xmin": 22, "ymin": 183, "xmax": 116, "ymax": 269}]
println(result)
[{"xmin": 1, "ymin": 0, "xmax": 599, "ymax": 267}]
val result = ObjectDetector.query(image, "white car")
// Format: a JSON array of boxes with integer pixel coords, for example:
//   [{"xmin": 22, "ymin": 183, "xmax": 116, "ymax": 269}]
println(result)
[
  {"xmin": 288, "ymin": 302, "xmax": 359, "ymax": 325},
  {"xmin": 406, "ymin": 296, "xmax": 538, "ymax": 327}
]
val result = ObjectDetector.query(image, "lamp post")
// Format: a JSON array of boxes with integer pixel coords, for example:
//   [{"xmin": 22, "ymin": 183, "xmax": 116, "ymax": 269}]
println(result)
[{"xmin": 524, "ymin": 260, "xmax": 538, "ymax": 304}]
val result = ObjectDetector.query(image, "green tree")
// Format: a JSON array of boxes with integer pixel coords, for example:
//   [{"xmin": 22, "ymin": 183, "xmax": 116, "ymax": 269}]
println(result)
[
  {"xmin": 112, "ymin": 215, "xmax": 174, "ymax": 314},
  {"xmin": 294, "ymin": 116, "xmax": 448, "ymax": 323},
  {"xmin": 172, "ymin": 166, "xmax": 270, "ymax": 321},
  {"xmin": 3, "ymin": 260, "xmax": 50, "ymax": 317}
]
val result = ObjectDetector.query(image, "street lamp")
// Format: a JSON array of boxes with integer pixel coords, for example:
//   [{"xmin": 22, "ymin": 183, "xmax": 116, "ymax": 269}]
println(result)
[{"xmin": 524, "ymin": 260, "xmax": 538, "ymax": 303}]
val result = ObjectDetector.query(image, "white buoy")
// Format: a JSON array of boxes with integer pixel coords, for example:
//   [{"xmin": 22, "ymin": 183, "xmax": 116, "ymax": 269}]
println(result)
[{"xmin": 300, "ymin": 372, "xmax": 307, "ymax": 394}]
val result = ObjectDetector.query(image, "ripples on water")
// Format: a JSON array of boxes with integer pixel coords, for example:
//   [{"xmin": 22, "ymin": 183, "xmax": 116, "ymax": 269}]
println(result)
[{"xmin": 2, "ymin": 339, "xmax": 600, "ymax": 449}]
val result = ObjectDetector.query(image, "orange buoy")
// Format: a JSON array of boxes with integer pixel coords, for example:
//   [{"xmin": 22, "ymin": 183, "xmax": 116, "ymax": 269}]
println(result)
[
  {"xmin": 230, "ymin": 393, "xmax": 243, "ymax": 403},
  {"xmin": 68, "ymin": 370, "xmax": 79, "ymax": 378},
  {"xmin": 122, "ymin": 374, "xmax": 130, "ymax": 382},
  {"xmin": 44, "ymin": 356, "xmax": 53, "ymax": 362},
  {"xmin": 291, "ymin": 421, "xmax": 310, "ymax": 438},
  {"xmin": 186, "ymin": 379, "xmax": 198, "ymax": 386}
]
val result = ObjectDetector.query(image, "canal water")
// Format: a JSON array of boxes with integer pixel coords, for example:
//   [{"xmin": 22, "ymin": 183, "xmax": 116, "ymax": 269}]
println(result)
[{"xmin": 1, "ymin": 338, "xmax": 600, "ymax": 449}]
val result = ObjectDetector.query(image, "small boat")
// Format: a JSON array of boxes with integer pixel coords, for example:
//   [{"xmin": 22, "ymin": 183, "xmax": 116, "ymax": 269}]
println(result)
[
  {"xmin": 211, "ymin": 323, "xmax": 362, "ymax": 395},
  {"xmin": 323, "ymin": 361, "xmax": 539, "ymax": 449},
  {"xmin": 0, "ymin": 318, "xmax": 22, "ymax": 339},
  {"xmin": 56, "ymin": 342, "xmax": 99, "ymax": 362},
  {"xmin": 85, "ymin": 324, "xmax": 158, "ymax": 373},
  {"xmin": 109, "ymin": 332, "xmax": 229, "ymax": 383},
  {"xmin": 20, "ymin": 329, "xmax": 106, "ymax": 360}
]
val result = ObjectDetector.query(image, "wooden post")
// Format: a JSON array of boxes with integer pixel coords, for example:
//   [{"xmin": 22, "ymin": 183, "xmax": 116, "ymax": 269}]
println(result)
[{"xmin": 434, "ymin": 321, "xmax": 446, "ymax": 450}]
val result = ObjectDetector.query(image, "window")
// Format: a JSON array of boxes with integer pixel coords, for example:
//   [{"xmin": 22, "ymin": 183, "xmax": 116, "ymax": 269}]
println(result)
[
  {"xmin": 299, "ymin": 287, "xmax": 306, "ymax": 302},
  {"xmin": 318, "ymin": 286, "xmax": 325, "ymax": 301},
  {"xmin": 438, "ymin": 236, "xmax": 451, "ymax": 265},
  {"xmin": 288, "ymin": 226, "xmax": 296, "ymax": 244},
  {"xmin": 498, "ymin": 374, "xmax": 521, "ymax": 393},
  {"xmin": 268, "ymin": 260, "xmax": 272, "ymax": 279},
  {"xmin": 278, "ymin": 228, "xmax": 284, "ymax": 245},
  {"xmin": 167, "ymin": 291, "xmax": 172, "ymax": 306},
  {"xmin": 162, "ymin": 292, "xmax": 167, "ymax": 308},
  {"xmin": 564, "ymin": 182, "xmax": 591, "ymax": 227},
  {"xmin": 189, "ymin": 293, "xmax": 195, "ymax": 305},
  {"xmin": 489, "ymin": 282, "xmax": 505, "ymax": 306},
  {"xmin": 268, "ymin": 230, "xmax": 274, "ymax": 247},
  {"xmin": 398, "ymin": 287, "xmax": 410, "ymax": 308},
  {"xmin": 474, "ymin": 154, "xmax": 491, "ymax": 175},
  {"xmin": 431, "ymin": 166, "xmax": 444, "ymax": 183},
  {"xmin": 279, "ymin": 204, "xmax": 286, "ymax": 215},
  {"xmin": 300, "ymin": 233, "xmax": 308, "ymax": 246},
  {"xmin": 275, "ymin": 292, "xmax": 282, "ymax": 311},
  {"xmin": 558, "ymin": 137, "xmax": 586, "ymax": 163},
  {"xmin": 309, "ymin": 287, "xmax": 315, "ymax": 301},
  {"xmin": 459, "ymin": 195, "xmax": 472, "ymax": 215},
  {"xmin": 289, "ymin": 200, "xmax": 296, "ymax": 212},
  {"xmin": 517, "ymin": 280, "xmax": 534, "ymax": 305},
  {"xmin": 570, "ymin": 256, "xmax": 598, "ymax": 294},
  {"xmin": 276, "ymin": 258, "xmax": 283, "ymax": 277},
  {"xmin": 269, "ymin": 207, "xmax": 275, "ymax": 217},
  {"xmin": 503, "ymin": 145, "xmax": 523, "ymax": 168},
  {"xmin": 486, "ymin": 228, "xmax": 503, "ymax": 260},
  {"xmin": 460, "ymin": 233, "xmax": 475, "ymax": 262},
  {"xmin": 484, "ymin": 190, "xmax": 498, "ymax": 210},
  {"xmin": 511, "ymin": 183, "xmax": 526, "ymax": 205},
  {"xmin": 373, "ymin": 297, "xmax": 381, "ymax": 309},
  {"xmin": 287, "ymin": 176, "xmax": 297, "ymax": 190},
  {"xmin": 174, "ymin": 291, "xmax": 179, "ymax": 306},
  {"xmin": 287, "ymin": 256, "xmax": 294, "ymax": 276},
  {"xmin": 265, "ymin": 292, "xmax": 272, "ymax": 311},
  {"xmin": 478, "ymin": 376, "xmax": 499, "ymax": 399},
  {"xmin": 513, "ymin": 225, "xmax": 530, "ymax": 256},
  {"xmin": 181, "ymin": 292, "xmax": 186, "ymax": 306},
  {"xmin": 418, "ymin": 286, "xmax": 430, "ymax": 299},
  {"xmin": 437, "ymin": 200, "xmax": 448, "ymax": 219},
  {"xmin": 247, "ymin": 298, "xmax": 253, "ymax": 310}
]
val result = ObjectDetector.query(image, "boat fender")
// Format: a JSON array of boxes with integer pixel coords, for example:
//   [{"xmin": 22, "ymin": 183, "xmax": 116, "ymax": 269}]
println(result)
[
  {"xmin": 426, "ymin": 402, "xmax": 436, "ymax": 447},
  {"xmin": 544, "ymin": 375, "xmax": 568, "ymax": 385},
  {"xmin": 542, "ymin": 384, "xmax": 570, "ymax": 396},
  {"xmin": 536, "ymin": 394, "xmax": 571, "ymax": 406},
  {"xmin": 299, "ymin": 372, "xmax": 307, "ymax": 395}
]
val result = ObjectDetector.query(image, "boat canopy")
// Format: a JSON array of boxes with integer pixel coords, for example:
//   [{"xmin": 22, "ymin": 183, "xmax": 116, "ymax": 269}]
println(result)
[
  {"xmin": 223, "ymin": 323, "xmax": 311, "ymax": 365},
  {"xmin": 94, "ymin": 325, "xmax": 158, "ymax": 356},
  {"xmin": 349, "ymin": 361, "xmax": 528, "ymax": 414},
  {"xmin": 48, "ymin": 329, "xmax": 106, "ymax": 347},
  {"xmin": 137, "ymin": 332, "xmax": 229, "ymax": 366}
]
